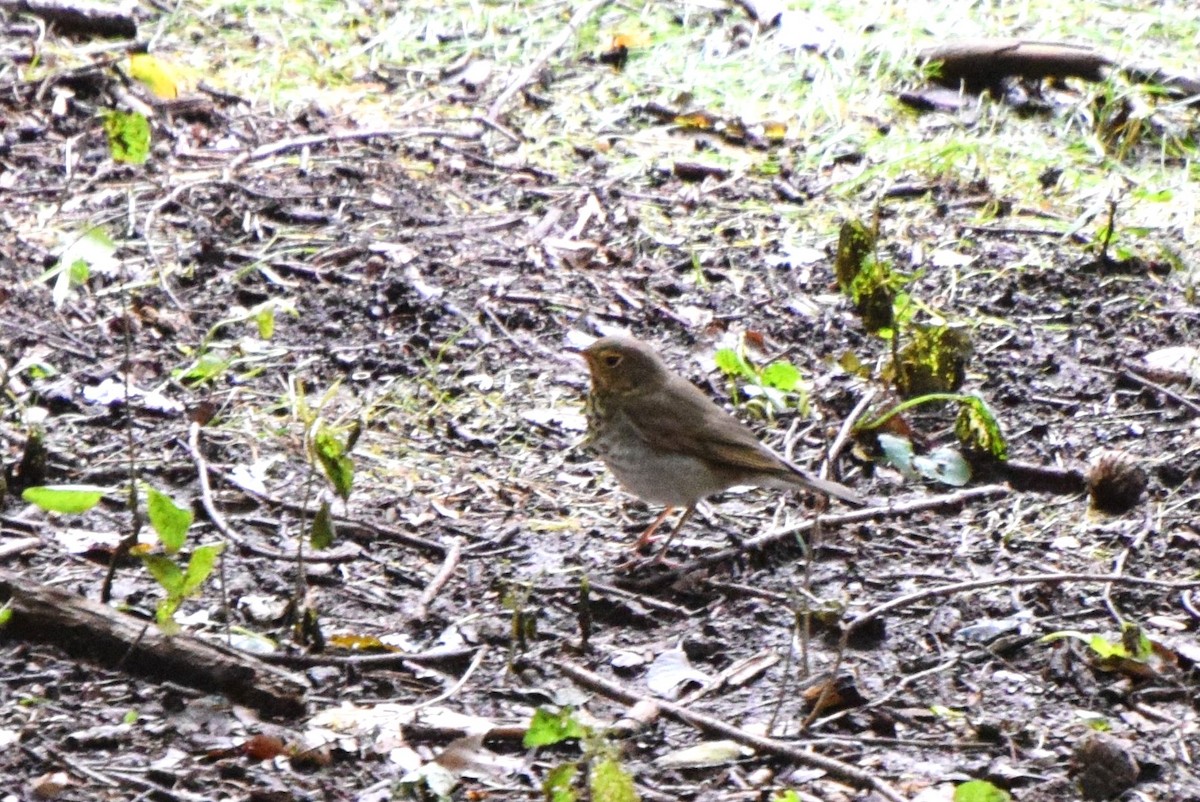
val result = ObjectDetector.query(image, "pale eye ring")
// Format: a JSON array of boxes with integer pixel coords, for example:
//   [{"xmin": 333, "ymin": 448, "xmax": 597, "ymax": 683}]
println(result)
[{"xmin": 603, "ymin": 353, "xmax": 622, "ymax": 368}]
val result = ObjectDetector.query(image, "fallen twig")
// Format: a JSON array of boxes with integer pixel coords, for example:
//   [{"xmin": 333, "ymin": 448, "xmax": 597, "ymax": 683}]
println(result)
[
  {"xmin": 826, "ymin": 387, "xmax": 877, "ymax": 475},
  {"xmin": 620, "ymin": 485, "xmax": 1012, "ymax": 590},
  {"xmin": 0, "ymin": 537, "xmax": 41, "ymax": 561},
  {"xmin": 1119, "ymin": 369, "xmax": 1200, "ymax": 417},
  {"xmin": 258, "ymin": 645, "xmax": 479, "ymax": 669},
  {"xmin": 209, "ymin": 465, "xmax": 448, "ymax": 558},
  {"xmin": 847, "ymin": 571, "xmax": 1200, "ymax": 635},
  {"xmin": 229, "ymin": 126, "xmax": 482, "ymax": 170},
  {"xmin": 486, "ymin": 0, "xmax": 613, "ymax": 122},
  {"xmin": 187, "ymin": 422, "xmax": 250, "ymax": 550},
  {"xmin": 414, "ymin": 536, "xmax": 463, "ymax": 621},
  {"xmin": 551, "ymin": 658, "xmax": 909, "ymax": 802}
]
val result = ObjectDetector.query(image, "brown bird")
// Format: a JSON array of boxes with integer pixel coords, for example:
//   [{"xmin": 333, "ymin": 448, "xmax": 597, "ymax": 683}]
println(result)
[{"xmin": 577, "ymin": 335, "xmax": 865, "ymax": 559}]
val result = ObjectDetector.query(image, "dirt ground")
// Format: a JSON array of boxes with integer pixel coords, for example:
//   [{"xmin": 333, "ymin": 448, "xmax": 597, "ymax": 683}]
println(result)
[{"xmin": 2, "ymin": 4, "xmax": 1200, "ymax": 802}]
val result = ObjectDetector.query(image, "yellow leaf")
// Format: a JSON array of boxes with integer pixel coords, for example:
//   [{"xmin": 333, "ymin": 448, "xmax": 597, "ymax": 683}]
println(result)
[
  {"xmin": 762, "ymin": 120, "xmax": 788, "ymax": 141},
  {"xmin": 129, "ymin": 53, "xmax": 183, "ymax": 99},
  {"xmin": 674, "ymin": 110, "xmax": 720, "ymax": 130},
  {"xmin": 610, "ymin": 30, "xmax": 651, "ymax": 49}
]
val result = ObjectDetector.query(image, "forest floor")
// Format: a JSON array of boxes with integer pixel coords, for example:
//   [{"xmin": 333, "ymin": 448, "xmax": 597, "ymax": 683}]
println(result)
[{"xmin": 2, "ymin": 2, "xmax": 1200, "ymax": 801}]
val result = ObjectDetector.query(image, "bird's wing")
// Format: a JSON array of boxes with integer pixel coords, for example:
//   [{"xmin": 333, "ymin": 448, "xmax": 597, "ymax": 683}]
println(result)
[
  {"xmin": 622, "ymin": 376, "xmax": 785, "ymax": 473},
  {"xmin": 622, "ymin": 377, "xmax": 867, "ymax": 506}
]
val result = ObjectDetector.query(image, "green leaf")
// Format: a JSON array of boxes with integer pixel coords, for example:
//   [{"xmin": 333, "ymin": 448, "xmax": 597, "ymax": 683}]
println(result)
[
  {"xmin": 254, "ymin": 304, "xmax": 276, "ymax": 339},
  {"xmin": 895, "ymin": 325, "xmax": 972, "ymax": 397},
  {"xmin": 1087, "ymin": 633, "xmax": 1126, "ymax": 660},
  {"xmin": 313, "ymin": 428, "xmax": 354, "ymax": 501},
  {"xmin": 772, "ymin": 793, "xmax": 801, "ymax": 802},
  {"xmin": 833, "ymin": 218, "xmax": 876, "ymax": 291},
  {"xmin": 40, "ymin": 228, "xmax": 117, "ymax": 308},
  {"xmin": 177, "ymin": 351, "xmax": 231, "ymax": 385},
  {"xmin": 876, "ymin": 434, "xmax": 920, "ymax": 480},
  {"xmin": 713, "ymin": 348, "xmax": 747, "ymax": 378},
  {"xmin": 1041, "ymin": 630, "xmax": 1127, "ymax": 660},
  {"xmin": 310, "ymin": 500, "xmax": 335, "ymax": 549},
  {"xmin": 180, "ymin": 544, "xmax": 223, "ymax": 596},
  {"xmin": 0, "ymin": 602, "xmax": 12, "ymax": 627},
  {"xmin": 147, "ymin": 488, "xmax": 193, "ymax": 553},
  {"xmin": 589, "ymin": 757, "xmax": 638, "ymax": 802},
  {"xmin": 544, "ymin": 763, "xmax": 579, "ymax": 802},
  {"xmin": 760, "ymin": 361, "xmax": 800, "ymax": 391},
  {"xmin": 911, "ymin": 446, "xmax": 971, "ymax": 486},
  {"xmin": 101, "ymin": 109, "xmax": 151, "ymax": 164},
  {"xmin": 68, "ymin": 259, "xmax": 90, "ymax": 285},
  {"xmin": 524, "ymin": 707, "xmax": 587, "ymax": 747},
  {"xmin": 142, "ymin": 554, "xmax": 184, "ymax": 594},
  {"xmin": 22, "ymin": 485, "xmax": 107, "ymax": 514},
  {"xmin": 955, "ymin": 396, "xmax": 1008, "ymax": 460},
  {"xmin": 954, "ymin": 779, "xmax": 1011, "ymax": 802},
  {"xmin": 1134, "ymin": 187, "xmax": 1172, "ymax": 202}
]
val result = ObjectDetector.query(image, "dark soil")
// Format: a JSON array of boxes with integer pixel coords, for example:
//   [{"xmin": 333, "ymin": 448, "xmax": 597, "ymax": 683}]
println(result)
[{"xmin": 2, "ymin": 6, "xmax": 1199, "ymax": 802}]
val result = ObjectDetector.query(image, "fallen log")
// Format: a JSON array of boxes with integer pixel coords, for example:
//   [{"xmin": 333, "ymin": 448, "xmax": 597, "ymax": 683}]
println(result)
[
  {"xmin": 917, "ymin": 38, "xmax": 1200, "ymax": 103},
  {"xmin": 0, "ymin": 567, "xmax": 307, "ymax": 718},
  {"xmin": 918, "ymin": 39, "xmax": 1112, "ymax": 90},
  {"xmin": 0, "ymin": 0, "xmax": 137, "ymax": 39}
]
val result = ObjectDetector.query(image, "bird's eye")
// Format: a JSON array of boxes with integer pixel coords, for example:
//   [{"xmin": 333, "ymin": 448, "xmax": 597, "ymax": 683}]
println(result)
[{"xmin": 603, "ymin": 353, "xmax": 622, "ymax": 368}]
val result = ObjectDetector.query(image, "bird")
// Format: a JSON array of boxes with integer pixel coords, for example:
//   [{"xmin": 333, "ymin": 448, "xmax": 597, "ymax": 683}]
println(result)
[{"xmin": 576, "ymin": 335, "xmax": 865, "ymax": 561}]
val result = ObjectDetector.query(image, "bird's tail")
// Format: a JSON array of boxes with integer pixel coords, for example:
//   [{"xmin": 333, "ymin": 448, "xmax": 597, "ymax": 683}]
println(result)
[{"xmin": 783, "ymin": 461, "xmax": 867, "ymax": 506}]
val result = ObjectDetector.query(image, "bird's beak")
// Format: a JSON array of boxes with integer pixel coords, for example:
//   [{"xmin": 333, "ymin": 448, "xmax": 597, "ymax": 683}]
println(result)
[
  {"xmin": 564, "ymin": 344, "xmax": 591, "ymax": 371},
  {"xmin": 564, "ymin": 344, "xmax": 591, "ymax": 365}
]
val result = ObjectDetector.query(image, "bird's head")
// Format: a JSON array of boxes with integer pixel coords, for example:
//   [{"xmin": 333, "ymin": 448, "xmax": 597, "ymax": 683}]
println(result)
[{"xmin": 578, "ymin": 336, "xmax": 669, "ymax": 396}]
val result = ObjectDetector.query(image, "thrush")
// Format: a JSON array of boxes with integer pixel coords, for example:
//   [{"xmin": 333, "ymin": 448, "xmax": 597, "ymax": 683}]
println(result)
[{"xmin": 577, "ymin": 335, "xmax": 865, "ymax": 559}]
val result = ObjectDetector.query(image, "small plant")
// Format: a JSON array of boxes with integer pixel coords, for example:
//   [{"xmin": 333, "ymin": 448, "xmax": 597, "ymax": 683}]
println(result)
[
  {"xmin": 861, "ymin": 393, "xmax": 1007, "ymax": 486},
  {"xmin": 954, "ymin": 779, "xmax": 1011, "ymax": 802},
  {"xmin": 888, "ymin": 324, "xmax": 973, "ymax": 397},
  {"xmin": 175, "ymin": 298, "xmax": 298, "ymax": 387},
  {"xmin": 714, "ymin": 343, "xmax": 808, "ymax": 419},
  {"xmin": 285, "ymin": 379, "xmax": 362, "ymax": 648},
  {"xmin": 38, "ymin": 227, "xmax": 118, "ymax": 309},
  {"xmin": 833, "ymin": 219, "xmax": 916, "ymax": 338},
  {"xmin": 23, "ymin": 484, "xmax": 221, "ymax": 631},
  {"xmin": 501, "ymin": 581, "xmax": 539, "ymax": 666},
  {"xmin": 1042, "ymin": 622, "xmax": 1154, "ymax": 667},
  {"xmin": 100, "ymin": 109, "xmax": 151, "ymax": 164},
  {"xmin": 525, "ymin": 707, "xmax": 639, "ymax": 802}
]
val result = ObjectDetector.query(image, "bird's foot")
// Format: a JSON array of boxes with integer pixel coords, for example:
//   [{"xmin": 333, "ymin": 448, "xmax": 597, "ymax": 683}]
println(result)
[{"xmin": 614, "ymin": 548, "xmax": 680, "ymax": 573}]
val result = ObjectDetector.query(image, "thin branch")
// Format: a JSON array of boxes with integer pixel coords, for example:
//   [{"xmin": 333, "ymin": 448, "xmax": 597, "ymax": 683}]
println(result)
[
  {"xmin": 229, "ymin": 126, "xmax": 482, "ymax": 170},
  {"xmin": 1119, "ymin": 368, "xmax": 1200, "ymax": 416},
  {"xmin": 414, "ymin": 536, "xmax": 463, "ymax": 622},
  {"xmin": 620, "ymin": 485, "xmax": 1012, "ymax": 591},
  {"xmin": 825, "ymin": 386, "xmax": 877, "ymax": 475},
  {"xmin": 486, "ymin": 0, "xmax": 612, "ymax": 122},
  {"xmin": 258, "ymin": 646, "xmax": 479, "ymax": 670},
  {"xmin": 847, "ymin": 571, "xmax": 1200, "ymax": 635},
  {"xmin": 187, "ymin": 422, "xmax": 249, "ymax": 549},
  {"xmin": 551, "ymin": 658, "xmax": 909, "ymax": 802}
]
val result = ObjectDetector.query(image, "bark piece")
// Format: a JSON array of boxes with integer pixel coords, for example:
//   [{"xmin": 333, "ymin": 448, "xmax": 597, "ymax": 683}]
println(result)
[
  {"xmin": 1073, "ymin": 733, "xmax": 1140, "ymax": 800},
  {"xmin": 0, "ymin": 0, "xmax": 137, "ymax": 39},
  {"xmin": 0, "ymin": 567, "xmax": 307, "ymax": 718},
  {"xmin": 918, "ymin": 39, "xmax": 1113, "ymax": 91}
]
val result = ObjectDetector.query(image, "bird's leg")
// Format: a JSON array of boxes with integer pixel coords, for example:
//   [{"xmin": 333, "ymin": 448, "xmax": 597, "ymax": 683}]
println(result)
[
  {"xmin": 633, "ymin": 506, "xmax": 675, "ymax": 551},
  {"xmin": 649, "ymin": 505, "xmax": 696, "ymax": 563},
  {"xmin": 615, "ymin": 506, "xmax": 695, "ymax": 572}
]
